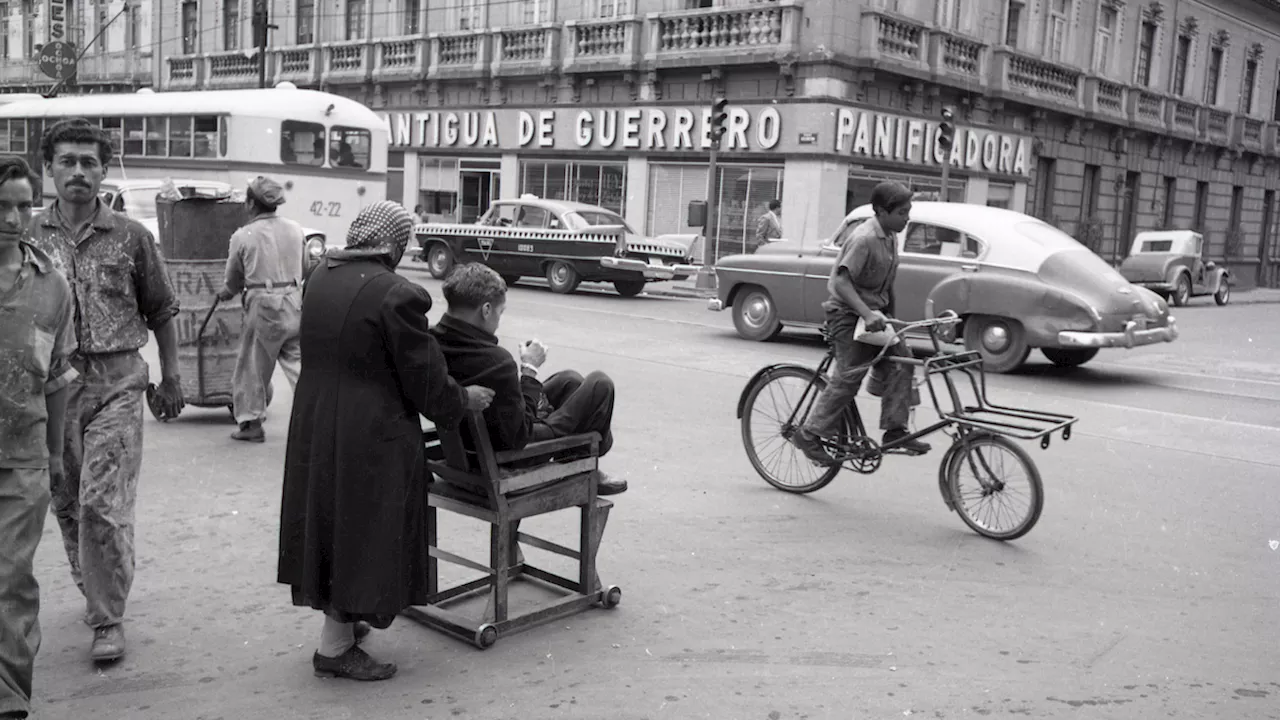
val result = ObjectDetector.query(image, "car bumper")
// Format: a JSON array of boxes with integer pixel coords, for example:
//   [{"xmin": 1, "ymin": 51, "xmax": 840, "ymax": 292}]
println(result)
[
  {"xmin": 1057, "ymin": 317, "xmax": 1179, "ymax": 349},
  {"xmin": 1132, "ymin": 280, "xmax": 1175, "ymax": 293},
  {"xmin": 600, "ymin": 256, "xmax": 699, "ymax": 280}
]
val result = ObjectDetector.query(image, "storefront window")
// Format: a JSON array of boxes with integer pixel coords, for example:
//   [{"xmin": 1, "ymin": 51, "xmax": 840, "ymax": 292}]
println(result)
[
  {"xmin": 418, "ymin": 157, "xmax": 460, "ymax": 220},
  {"xmin": 847, "ymin": 167, "xmax": 966, "ymax": 213},
  {"xmin": 647, "ymin": 163, "xmax": 784, "ymax": 262},
  {"xmin": 987, "ymin": 181, "xmax": 1014, "ymax": 209},
  {"xmin": 520, "ymin": 160, "xmax": 627, "ymax": 215}
]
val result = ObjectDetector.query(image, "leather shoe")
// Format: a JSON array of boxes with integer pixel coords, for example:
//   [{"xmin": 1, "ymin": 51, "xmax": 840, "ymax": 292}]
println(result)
[
  {"xmin": 791, "ymin": 428, "xmax": 836, "ymax": 465},
  {"xmin": 594, "ymin": 470, "xmax": 627, "ymax": 496},
  {"xmin": 91, "ymin": 624, "xmax": 126, "ymax": 662},
  {"xmin": 232, "ymin": 420, "xmax": 264, "ymax": 443},
  {"xmin": 312, "ymin": 645, "xmax": 396, "ymax": 681},
  {"xmin": 883, "ymin": 428, "xmax": 931, "ymax": 455}
]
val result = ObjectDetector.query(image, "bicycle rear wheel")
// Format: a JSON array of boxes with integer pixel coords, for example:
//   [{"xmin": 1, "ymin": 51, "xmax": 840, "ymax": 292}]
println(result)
[
  {"xmin": 945, "ymin": 433, "xmax": 1044, "ymax": 540},
  {"xmin": 741, "ymin": 367, "xmax": 848, "ymax": 494}
]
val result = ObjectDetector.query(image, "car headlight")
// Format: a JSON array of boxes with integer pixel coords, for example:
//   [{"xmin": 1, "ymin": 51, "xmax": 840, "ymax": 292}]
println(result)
[{"xmin": 305, "ymin": 237, "xmax": 326, "ymax": 262}]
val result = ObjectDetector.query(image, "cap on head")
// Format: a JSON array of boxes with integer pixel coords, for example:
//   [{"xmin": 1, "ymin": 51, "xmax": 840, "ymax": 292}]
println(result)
[{"xmin": 247, "ymin": 176, "xmax": 286, "ymax": 208}]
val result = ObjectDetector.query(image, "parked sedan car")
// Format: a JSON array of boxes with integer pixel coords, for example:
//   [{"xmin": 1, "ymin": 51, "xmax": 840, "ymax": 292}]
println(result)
[
  {"xmin": 1118, "ymin": 230, "xmax": 1230, "ymax": 306},
  {"xmin": 708, "ymin": 202, "xmax": 1179, "ymax": 373},
  {"xmin": 413, "ymin": 195, "xmax": 699, "ymax": 296}
]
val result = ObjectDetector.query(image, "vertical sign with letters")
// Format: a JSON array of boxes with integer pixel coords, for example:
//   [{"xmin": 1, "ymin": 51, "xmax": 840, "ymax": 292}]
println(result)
[{"xmin": 48, "ymin": 0, "xmax": 68, "ymax": 42}]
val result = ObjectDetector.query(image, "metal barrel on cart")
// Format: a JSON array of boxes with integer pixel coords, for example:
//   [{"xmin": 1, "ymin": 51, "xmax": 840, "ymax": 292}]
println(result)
[{"xmin": 155, "ymin": 192, "xmax": 257, "ymax": 417}]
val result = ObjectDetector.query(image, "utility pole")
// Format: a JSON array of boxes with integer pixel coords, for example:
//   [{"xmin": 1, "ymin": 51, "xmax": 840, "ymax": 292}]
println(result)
[
  {"xmin": 253, "ymin": 0, "xmax": 276, "ymax": 88},
  {"xmin": 695, "ymin": 97, "xmax": 730, "ymax": 290},
  {"xmin": 937, "ymin": 106, "xmax": 956, "ymax": 202}
]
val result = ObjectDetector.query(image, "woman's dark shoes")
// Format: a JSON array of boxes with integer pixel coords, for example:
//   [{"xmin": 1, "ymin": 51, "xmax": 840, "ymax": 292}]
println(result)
[{"xmin": 312, "ymin": 645, "xmax": 397, "ymax": 681}]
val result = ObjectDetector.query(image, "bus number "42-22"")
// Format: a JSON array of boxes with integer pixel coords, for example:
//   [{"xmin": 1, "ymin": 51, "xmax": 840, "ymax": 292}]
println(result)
[{"xmin": 310, "ymin": 201, "xmax": 342, "ymax": 217}]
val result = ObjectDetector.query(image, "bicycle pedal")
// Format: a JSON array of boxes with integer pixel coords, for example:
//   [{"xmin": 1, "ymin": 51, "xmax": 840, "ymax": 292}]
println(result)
[{"xmin": 885, "ymin": 447, "xmax": 925, "ymax": 457}]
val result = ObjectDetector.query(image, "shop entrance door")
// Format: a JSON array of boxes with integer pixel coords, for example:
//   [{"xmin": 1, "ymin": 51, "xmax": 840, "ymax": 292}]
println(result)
[{"xmin": 460, "ymin": 170, "xmax": 500, "ymax": 223}]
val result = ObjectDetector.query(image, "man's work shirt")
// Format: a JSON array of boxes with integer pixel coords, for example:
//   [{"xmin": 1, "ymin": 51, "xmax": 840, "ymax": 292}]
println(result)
[
  {"xmin": 28, "ymin": 199, "xmax": 179, "ymax": 355},
  {"xmin": 0, "ymin": 241, "xmax": 79, "ymax": 468},
  {"xmin": 223, "ymin": 212, "xmax": 306, "ymax": 296},
  {"xmin": 755, "ymin": 211, "xmax": 782, "ymax": 248},
  {"xmin": 821, "ymin": 217, "xmax": 899, "ymax": 317}
]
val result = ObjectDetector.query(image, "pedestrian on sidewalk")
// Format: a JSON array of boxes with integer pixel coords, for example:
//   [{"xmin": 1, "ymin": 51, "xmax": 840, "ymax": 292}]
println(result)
[
  {"xmin": 277, "ymin": 201, "xmax": 494, "ymax": 682},
  {"xmin": 752, "ymin": 199, "xmax": 783, "ymax": 253},
  {"xmin": 217, "ymin": 176, "xmax": 306, "ymax": 443},
  {"xmin": 0, "ymin": 156, "xmax": 78, "ymax": 719},
  {"xmin": 27, "ymin": 118, "xmax": 185, "ymax": 663}
]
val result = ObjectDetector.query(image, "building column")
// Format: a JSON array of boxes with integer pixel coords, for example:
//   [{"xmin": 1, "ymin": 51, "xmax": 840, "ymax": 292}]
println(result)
[
  {"xmin": 1012, "ymin": 182, "xmax": 1029, "ymax": 214},
  {"xmin": 500, "ymin": 153, "xmax": 519, "ymax": 200},
  {"xmin": 625, "ymin": 156, "xmax": 648, "ymax": 231},
  {"xmin": 401, "ymin": 150, "xmax": 419, "ymax": 208},
  {"xmin": 780, "ymin": 157, "xmax": 849, "ymax": 249}
]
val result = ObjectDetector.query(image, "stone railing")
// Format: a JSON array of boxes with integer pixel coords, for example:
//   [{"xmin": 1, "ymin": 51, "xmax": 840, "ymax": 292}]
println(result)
[
  {"xmin": 1167, "ymin": 99, "xmax": 1199, "ymax": 136},
  {"xmin": 992, "ymin": 48, "xmax": 1082, "ymax": 107},
  {"xmin": 1202, "ymin": 108, "xmax": 1232, "ymax": 144},
  {"xmin": 1084, "ymin": 77, "xmax": 1127, "ymax": 119},
  {"xmin": 205, "ymin": 51, "xmax": 259, "ymax": 89},
  {"xmin": 858, "ymin": 11, "xmax": 927, "ymax": 69},
  {"xmin": 1238, "ymin": 116, "xmax": 1264, "ymax": 150},
  {"xmin": 165, "ymin": 56, "xmax": 201, "ymax": 91},
  {"xmin": 645, "ymin": 0, "xmax": 801, "ymax": 65},
  {"xmin": 930, "ymin": 32, "xmax": 987, "ymax": 85},
  {"xmin": 492, "ymin": 24, "xmax": 561, "ymax": 75},
  {"xmin": 372, "ymin": 37, "xmax": 426, "ymax": 82},
  {"xmin": 271, "ymin": 46, "xmax": 320, "ymax": 86},
  {"xmin": 564, "ymin": 16, "xmax": 642, "ymax": 72},
  {"xmin": 76, "ymin": 50, "xmax": 150, "ymax": 84},
  {"xmin": 321, "ymin": 40, "xmax": 372, "ymax": 84},
  {"xmin": 428, "ymin": 31, "xmax": 490, "ymax": 79},
  {"xmin": 1127, "ymin": 89, "xmax": 1165, "ymax": 129}
]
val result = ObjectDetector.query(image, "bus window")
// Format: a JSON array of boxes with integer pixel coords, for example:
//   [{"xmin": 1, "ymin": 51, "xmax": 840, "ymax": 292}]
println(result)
[
  {"xmin": 330, "ymin": 126, "xmax": 370, "ymax": 169},
  {"xmin": 0, "ymin": 121, "xmax": 10, "ymax": 153},
  {"xmin": 123, "ymin": 117, "xmax": 144, "ymax": 156},
  {"xmin": 281, "ymin": 120, "xmax": 325, "ymax": 166},
  {"xmin": 169, "ymin": 116, "xmax": 193, "ymax": 158},
  {"xmin": 101, "ymin": 118, "xmax": 123, "ymax": 155},
  {"xmin": 145, "ymin": 117, "xmax": 168, "ymax": 156},
  {"xmin": 194, "ymin": 116, "xmax": 219, "ymax": 158}
]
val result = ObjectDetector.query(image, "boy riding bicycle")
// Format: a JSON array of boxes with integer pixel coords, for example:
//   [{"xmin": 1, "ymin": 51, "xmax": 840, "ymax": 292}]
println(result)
[{"xmin": 792, "ymin": 180, "xmax": 931, "ymax": 464}]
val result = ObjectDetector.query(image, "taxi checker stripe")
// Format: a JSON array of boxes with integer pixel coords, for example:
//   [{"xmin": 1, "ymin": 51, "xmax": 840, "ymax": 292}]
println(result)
[{"xmin": 415, "ymin": 224, "xmax": 686, "ymax": 257}]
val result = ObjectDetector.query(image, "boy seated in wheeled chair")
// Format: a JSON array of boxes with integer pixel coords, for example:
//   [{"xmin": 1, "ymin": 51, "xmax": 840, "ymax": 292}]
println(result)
[{"xmin": 792, "ymin": 181, "xmax": 931, "ymax": 464}]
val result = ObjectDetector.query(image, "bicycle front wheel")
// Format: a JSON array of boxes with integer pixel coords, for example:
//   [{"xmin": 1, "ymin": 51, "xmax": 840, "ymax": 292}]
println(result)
[
  {"xmin": 946, "ymin": 433, "xmax": 1044, "ymax": 540},
  {"xmin": 741, "ymin": 366, "xmax": 844, "ymax": 494}
]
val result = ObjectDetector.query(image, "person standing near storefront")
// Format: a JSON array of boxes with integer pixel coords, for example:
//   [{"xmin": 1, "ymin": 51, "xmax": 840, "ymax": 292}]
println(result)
[
  {"xmin": 753, "ymin": 199, "xmax": 783, "ymax": 253},
  {"xmin": 0, "ymin": 155, "xmax": 77, "ymax": 720},
  {"xmin": 216, "ymin": 177, "xmax": 305, "ymax": 444},
  {"xmin": 27, "ymin": 118, "xmax": 184, "ymax": 664}
]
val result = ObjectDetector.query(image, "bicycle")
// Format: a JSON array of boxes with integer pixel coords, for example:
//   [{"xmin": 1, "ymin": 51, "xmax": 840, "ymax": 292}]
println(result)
[{"xmin": 736, "ymin": 311, "xmax": 1079, "ymax": 541}]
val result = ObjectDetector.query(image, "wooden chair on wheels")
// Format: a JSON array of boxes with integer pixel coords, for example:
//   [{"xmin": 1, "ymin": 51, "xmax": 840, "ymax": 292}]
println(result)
[{"xmin": 403, "ymin": 412, "xmax": 621, "ymax": 650}]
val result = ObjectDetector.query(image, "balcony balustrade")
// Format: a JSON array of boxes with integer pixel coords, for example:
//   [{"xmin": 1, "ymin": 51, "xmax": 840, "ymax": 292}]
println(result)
[
  {"xmin": 205, "ymin": 51, "xmax": 259, "ymax": 89},
  {"xmin": 991, "ymin": 49, "xmax": 1082, "ymax": 108},
  {"xmin": 929, "ymin": 33, "xmax": 986, "ymax": 87},
  {"xmin": 164, "ymin": 56, "xmax": 201, "ymax": 91},
  {"xmin": 1083, "ymin": 77, "xmax": 1127, "ymax": 121},
  {"xmin": 492, "ymin": 24, "xmax": 561, "ymax": 76},
  {"xmin": 372, "ymin": 37, "xmax": 427, "ymax": 83},
  {"xmin": 1202, "ymin": 108, "xmax": 1232, "ymax": 144},
  {"xmin": 858, "ymin": 11, "xmax": 927, "ymax": 72},
  {"xmin": 1127, "ymin": 89, "xmax": 1166, "ymax": 131},
  {"xmin": 76, "ymin": 50, "xmax": 150, "ymax": 85},
  {"xmin": 271, "ymin": 46, "xmax": 320, "ymax": 86},
  {"xmin": 322, "ymin": 41, "xmax": 372, "ymax": 85},
  {"xmin": 1166, "ymin": 99, "xmax": 1200, "ymax": 138},
  {"xmin": 428, "ymin": 31, "xmax": 491, "ymax": 80},
  {"xmin": 1236, "ymin": 116, "xmax": 1264, "ymax": 152},
  {"xmin": 645, "ymin": 0, "xmax": 801, "ymax": 68},
  {"xmin": 564, "ymin": 16, "xmax": 642, "ymax": 73}
]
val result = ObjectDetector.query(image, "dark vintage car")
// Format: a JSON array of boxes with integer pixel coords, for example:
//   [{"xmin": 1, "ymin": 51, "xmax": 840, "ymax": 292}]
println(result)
[
  {"xmin": 708, "ymin": 202, "xmax": 1179, "ymax": 373},
  {"xmin": 1117, "ymin": 230, "xmax": 1230, "ymax": 306},
  {"xmin": 413, "ymin": 195, "xmax": 698, "ymax": 296}
]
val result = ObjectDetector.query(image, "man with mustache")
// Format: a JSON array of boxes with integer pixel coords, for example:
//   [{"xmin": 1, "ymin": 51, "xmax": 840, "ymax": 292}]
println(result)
[
  {"xmin": 27, "ymin": 118, "xmax": 183, "ymax": 663},
  {"xmin": 0, "ymin": 155, "xmax": 77, "ymax": 719}
]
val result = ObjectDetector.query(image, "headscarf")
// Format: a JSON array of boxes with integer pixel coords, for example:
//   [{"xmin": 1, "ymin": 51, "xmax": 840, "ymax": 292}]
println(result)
[
  {"xmin": 247, "ymin": 176, "xmax": 286, "ymax": 209},
  {"xmin": 327, "ymin": 201, "xmax": 416, "ymax": 266}
]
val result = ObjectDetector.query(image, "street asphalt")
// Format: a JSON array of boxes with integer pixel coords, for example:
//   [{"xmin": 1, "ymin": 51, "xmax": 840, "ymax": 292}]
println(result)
[{"xmin": 26, "ymin": 268, "xmax": 1280, "ymax": 720}]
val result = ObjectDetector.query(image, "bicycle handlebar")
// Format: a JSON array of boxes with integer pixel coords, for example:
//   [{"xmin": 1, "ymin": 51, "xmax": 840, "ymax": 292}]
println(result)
[{"xmin": 861, "ymin": 310, "xmax": 963, "ymax": 366}]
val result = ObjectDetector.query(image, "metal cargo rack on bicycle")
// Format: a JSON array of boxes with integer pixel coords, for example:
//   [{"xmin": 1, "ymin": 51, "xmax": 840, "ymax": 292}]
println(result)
[{"xmin": 737, "ymin": 311, "xmax": 1079, "ymax": 541}]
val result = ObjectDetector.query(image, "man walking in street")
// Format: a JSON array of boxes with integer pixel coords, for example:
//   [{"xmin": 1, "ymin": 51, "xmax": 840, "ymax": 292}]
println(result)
[
  {"xmin": 0, "ymin": 156, "xmax": 77, "ymax": 719},
  {"xmin": 753, "ymin": 199, "xmax": 783, "ymax": 253},
  {"xmin": 28, "ymin": 118, "xmax": 184, "ymax": 663},
  {"xmin": 216, "ymin": 177, "xmax": 305, "ymax": 443}
]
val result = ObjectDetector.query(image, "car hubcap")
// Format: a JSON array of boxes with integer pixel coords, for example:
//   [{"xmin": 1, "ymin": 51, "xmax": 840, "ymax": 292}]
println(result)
[
  {"xmin": 430, "ymin": 251, "xmax": 446, "ymax": 273},
  {"xmin": 551, "ymin": 265, "xmax": 568, "ymax": 285},
  {"xmin": 981, "ymin": 324, "xmax": 1010, "ymax": 353},
  {"xmin": 744, "ymin": 295, "xmax": 771, "ymax": 328}
]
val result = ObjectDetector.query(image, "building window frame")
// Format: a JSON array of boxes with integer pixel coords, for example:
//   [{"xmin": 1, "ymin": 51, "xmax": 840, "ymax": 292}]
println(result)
[
  {"xmin": 1172, "ymin": 34, "xmax": 1192, "ymax": 96},
  {"xmin": 522, "ymin": 0, "xmax": 551, "ymax": 25},
  {"xmin": 1134, "ymin": 20, "xmax": 1157, "ymax": 86},
  {"xmin": 595, "ymin": 0, "xmax": 630, "ymax": 18},
  {"xmin": 1045, "ymin": 0, "xmax": 1071, "ymax": 62},
  {"xmin": 1204, "ymin": 45, "xmax": 1223, "ymax": 106},
  {"xmin": 1193, "ymin": 181, "xmax": 1209, "ymax": 232},
  {"xmin": 937, "ymin": 0, "xmax": 962, "ymax": 31},
  {"xmin": 296, "ymin": 0, "xmax": 316, "ymax": 44},
  {"xmin": 181, "ymin": 0, "xmax": 198, "ymax": 55},
  {"xmin": 1162, "ymin": 176, "xmax": 1176, "ymax": 228},
  {"xmin": 224, "ymin": 0, "xmax": 240, "ymax": 51},
  {"xmin": 403, "ymin": 0, "xmax": 421, "ymax": 34},
  {"xmin": 456, "ymin": 0, "xmax": 483, "ymax": 31},
  {"xmin": 1093, "ymin": 4, "xmax": 1117, "ymax": 75},
  {"xmin": 1002, "ymin": 0, "xmax": 1023, "ymax": 48},
  {"xmin": 345, "ymin": 0, "xmax": 366, "ymax": 40}
]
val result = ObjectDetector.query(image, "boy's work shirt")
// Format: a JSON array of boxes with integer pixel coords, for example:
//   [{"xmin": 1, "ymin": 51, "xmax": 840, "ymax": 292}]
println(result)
[
  {"xmin": 0, "ymin": 241, "xmax": 78, "ymax": 468},
  {"xmin": 821, "ymin": 217, "xmax": 899, "ymax": 318}
]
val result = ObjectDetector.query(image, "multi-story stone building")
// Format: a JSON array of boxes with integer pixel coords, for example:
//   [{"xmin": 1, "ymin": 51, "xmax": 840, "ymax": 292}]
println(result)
[
  {"xmin": 0, "ymin": 0, "xmax": 153, "ymax": 94},
  {"xmin": 7, "ymin": 1, "xmax": 1280, "ymax": 285}
]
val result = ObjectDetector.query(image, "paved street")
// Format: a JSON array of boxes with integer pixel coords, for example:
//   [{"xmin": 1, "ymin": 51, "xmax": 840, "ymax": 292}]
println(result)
[{"xmin": 29, "ymin": 271, "xmax": 1280, "ymax": 720}]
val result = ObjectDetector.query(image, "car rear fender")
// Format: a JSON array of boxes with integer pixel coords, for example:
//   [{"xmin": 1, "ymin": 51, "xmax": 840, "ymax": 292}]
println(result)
[
  {"xmin": 737, "ymin": 363, "xmax": 821, "ymax": 420},
  {"xmin": 926, "ymin": 272, "xmax": 1095, "ymax": 347}
]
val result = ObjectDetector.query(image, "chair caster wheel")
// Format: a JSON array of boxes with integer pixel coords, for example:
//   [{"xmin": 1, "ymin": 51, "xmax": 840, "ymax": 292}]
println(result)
[
  {"xmin": 602, "ymin": 585, "xmax": 622, "ymax": 609},
  {"xmin": 474, "ymin": 624, "xmax": 498, "ymax": 649}
]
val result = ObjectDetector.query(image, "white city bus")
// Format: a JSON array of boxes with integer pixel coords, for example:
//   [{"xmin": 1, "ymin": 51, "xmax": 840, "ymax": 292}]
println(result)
[{"xmin": 0, "ymin": 84, "xmax": 387, "ymax": 248}]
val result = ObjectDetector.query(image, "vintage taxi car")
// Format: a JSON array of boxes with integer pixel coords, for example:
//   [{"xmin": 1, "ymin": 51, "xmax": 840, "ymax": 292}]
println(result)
[
  {"xmin": 1118, "ymin": 230, "xmax": 1230, "ymax": 307},
  {"xmin": 708, "ymin": 202, "xmax": 1179, "ymax": 373},
  {"xmin": 413, "ymin": 195, "xmax": 699, "ymax": 296}
]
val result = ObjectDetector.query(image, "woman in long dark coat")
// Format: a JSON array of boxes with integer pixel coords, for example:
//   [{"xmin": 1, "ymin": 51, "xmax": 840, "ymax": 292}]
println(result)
[{"xmin": 277, "ymin": 201, "xmax": 493, "ymax": 681}]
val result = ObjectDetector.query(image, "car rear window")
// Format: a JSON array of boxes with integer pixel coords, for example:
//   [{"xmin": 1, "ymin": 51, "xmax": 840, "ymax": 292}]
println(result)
[
  {"xmin": 565, "ymin": 211, "xmax": 635, "ymax": 234},
  {"xmin": 1141, "ymin": 240, "xmax": 1173, "ymax": 252}
]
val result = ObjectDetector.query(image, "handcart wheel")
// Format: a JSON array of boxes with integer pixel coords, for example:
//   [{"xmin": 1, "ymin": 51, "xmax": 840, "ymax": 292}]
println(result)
[
  {"xmin": 602, "ymin": 585, "xmax": 622, "ymax": 609},
  {"xmin": 945, "ymin": 433, "xmax": 1043, "ymax": 541},
  {"xmin": 474, "ymin": 624, "xmax": 498, "ymax": 650}
]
